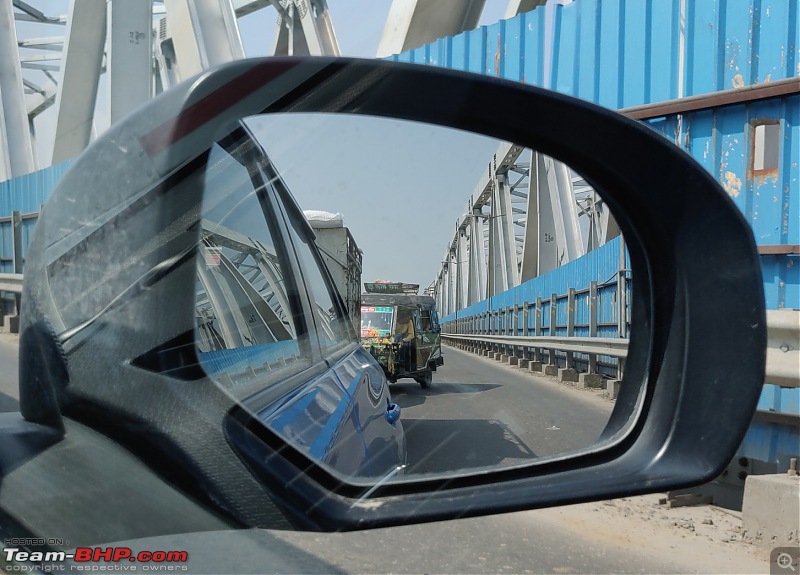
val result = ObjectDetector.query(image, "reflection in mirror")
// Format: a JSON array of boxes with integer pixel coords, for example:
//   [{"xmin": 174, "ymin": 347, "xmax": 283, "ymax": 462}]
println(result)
[{"xmin": 195, "ymin": 114, "xmax": 632, "ymax": 482}]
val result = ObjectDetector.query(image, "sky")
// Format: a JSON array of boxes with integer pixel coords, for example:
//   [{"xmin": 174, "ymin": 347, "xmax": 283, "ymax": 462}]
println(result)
[
  {"xmin": 16, "ymin": 0, "xmax": 515, "ymax": 293},
  {"xmin": 247, "ymin": 114, "xmax": 501, "ymax": 290}
]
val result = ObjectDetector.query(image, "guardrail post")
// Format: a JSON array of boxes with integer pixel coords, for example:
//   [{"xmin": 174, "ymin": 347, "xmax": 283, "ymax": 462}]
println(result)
[
  {"xmin": 491, "ymin": 310, "xmax": 497, "ymax": 354},
  {"xmin": 510, "ymin": 304, "xmax": 516, "ymax": 357},
  {"xmin": 534, "ymin": 296, "xmax": 542, "ymax": 362},
  {"xmin": 617, "ymin": 236, "xmax": 628, "ymax": 339},
  {"xmin": 11, "ymin": 211, "xmax": 22, "ymax": 317},
  {"xmin": 566, "ymin": 288, "xmax": 576, "ymax": 368},
  {"xmin": 589, "ymin": 281, "xmax": 598, "ymax": 374},
  {"xmin": 484, "ymin": 310, "xmax": 489, "ymax": 354},
  {"xmin": 550, "ymin": 293, "xmax": 558, "ymax": 366},
  {"xmin": 522, "ymin": 301, "xmax": 529, "ymax": 359},
  {"xmin": 505, "ymin": 306, "xmax": 511, "ymax": 355}
]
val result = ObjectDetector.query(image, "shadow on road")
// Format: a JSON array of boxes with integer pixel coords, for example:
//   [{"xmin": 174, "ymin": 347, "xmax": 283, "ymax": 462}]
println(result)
[
  {"xmin": 402, "ymin": 418, "xmax": 537, "ymax": 474},
  {"xmin": 390, "ymin": 382, "xmax": 500, "ymax": 408}
]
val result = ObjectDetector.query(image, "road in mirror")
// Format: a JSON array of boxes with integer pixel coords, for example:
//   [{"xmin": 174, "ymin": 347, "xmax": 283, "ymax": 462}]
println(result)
[{"xmin": 195, "ymin": 113, "xmax": 633, "ymax": 482}]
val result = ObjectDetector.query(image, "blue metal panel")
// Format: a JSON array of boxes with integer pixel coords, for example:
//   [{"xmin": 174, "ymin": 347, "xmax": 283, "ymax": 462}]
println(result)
[
  {"xmin": 550, "ymin": 0, "xmax": 678, "ymax": 106},
  {"xmin": 755, "ymin": 0, "xmax": 789, "ymax": 85},
  {"xmin": 550, "ymin": 0, "xmax": 579, "ymax": 97},
  {"xmin": 20, "ymin": 219, "xmax": 37, "ymax": 258},
  {"xmin": 523, "ymin": 9, "xmax": 547, "ymax": 86},
  {"xmin": 784, "ymin": 94, "xmax": 800, "ymax": 246},
  {"xmin": 485, "ymin": 20, "xmax": 505, "ymax": 78},
  {"xmin": 741, "ymin": 389, "xmax": 800, "ymax": 464},
  {"xmin": 0, "ymin": 160, "xmax": 71, "ymax": 214},
  {"xmin": 503, "ymin": 14, "xmax": 523, "ymax": 83},
  {"xmin": 443, "ymin": 236, "xmax": 624, "ymax": 323},
  {"xmin": 685, "ymin": 109, "xmax": 716, "ymax": 179},
  {"xmin": 650, "ymin": 1, "xmax": 682, "ymax": 102},
  {"xmin": 685, "ymin": 0, "xmax": 722, "ymax": 95},
  {"xmin": 465, "ymin": 27, "xmax": 486, "ymax": 74},
  {"xmin": 721, "ymin": 0, "xmax": 755, "ymax": 90},
  {"xmin": 574, "ymin": 0, "xmax": 598, "ymax": 102},
  {"xmin": 759, "ymin": 384, "xmax": 800, "ymax": 415},
  {"xmin": 749, "ymin": 99, "xmax": 786, "ymax": 244},
  {"xmin": 760, "ymin": 255, "xmax": 797, "ymax": 312},
  {"xmin": 684, "ymin": 0, "xmax": 799, "ymax": 95},
  {"xmin": 681, "ymin": 93, "xmax": 800, "ymax": 309},
  {"xmin": 620, "ymin": 0, "xmax": 648, "ymax": 108},
  {"xmin": 596, "ymin": 0, "xmax": 623, "ymax": 108},
  {"xmin": 715, "ymin": 104, "xmax": 750, "ymax": 217},
  {"xmin": 738, "ymin": 421, "xmax": 799, "ymax": 466},
  {"xmin": 411, "ymin": 44, "xmax": 427, "ymax": 65},
  {"xmin": 0, "ymin": 161, "xmax": 72, "ymax": 274},
  {"xmin": 450, "ymin": 32, "xmax": 468, "ymax": 70}
]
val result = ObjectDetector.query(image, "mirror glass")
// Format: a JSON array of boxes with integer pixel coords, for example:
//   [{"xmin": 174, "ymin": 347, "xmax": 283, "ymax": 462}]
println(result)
[{"xmin": 195, "ymin": 113, "xmax": 633, "ymax": 481}]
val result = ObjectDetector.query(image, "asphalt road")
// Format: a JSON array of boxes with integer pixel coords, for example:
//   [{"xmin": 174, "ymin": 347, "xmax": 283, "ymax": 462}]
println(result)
[
  {"xmin": 0, "ymin": 337, "xmax": 769, "ymax": 574},
  {"xmin": 390, "ymin": 345, "xmax": 613, "ymax": 475}
]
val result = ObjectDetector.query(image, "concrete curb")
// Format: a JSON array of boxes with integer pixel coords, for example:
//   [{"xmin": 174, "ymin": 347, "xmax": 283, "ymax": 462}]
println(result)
[{"xmin": 742, "ymin": 473, "xmax": 800, "ymax": 546}]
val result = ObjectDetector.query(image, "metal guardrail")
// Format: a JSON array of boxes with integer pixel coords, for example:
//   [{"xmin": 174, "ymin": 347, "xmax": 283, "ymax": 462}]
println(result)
[
  {"xmin": 766, "ymin": 310, "xmax": 800, "ymax": 389},
  {"xmin": 442, "ymin": 333, "xmax": 628, "ymax": 358},
  {"xmin": 0, "ymin": 274, "xmax": 23, "ymax": 294},
  {"xmin": 2, "ymin": 271, "xmax": 797, "ymax": 387},
  {"xmin": 444, "ymin": 309, "xmax": 799, "ymax": 389}
]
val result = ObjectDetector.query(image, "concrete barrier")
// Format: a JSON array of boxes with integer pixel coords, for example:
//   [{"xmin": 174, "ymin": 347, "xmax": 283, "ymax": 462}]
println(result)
[
  {"xmin": 544, "ymin": 364, "xmax": 559, "ymax": 376},
  {"xmin": 508, "ymin": 356, "xmax": 519, "ymax": 366},
  {"xmin": 578, "ymin": 373, "xmax": 605, "ymax": 389},
  {"xmin": 742, "ymin": 473, "xmax": 800, "ymax": 546},
  {"xmin": 528, "ymin": 361, "xmax": 543, "ymax": 372},
  {"xmin": 559, "ymin": 367, "xmax": 579, "ymax": 382},
  {"xmin": 605, "ymin": 379, "xmax": 621, "ymax": 398}
]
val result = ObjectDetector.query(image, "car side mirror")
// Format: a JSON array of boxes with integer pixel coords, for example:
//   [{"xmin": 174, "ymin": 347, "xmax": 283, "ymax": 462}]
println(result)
[{"xmin": 15, "ymin": 57, "xmax": 765, "ymax": 534}]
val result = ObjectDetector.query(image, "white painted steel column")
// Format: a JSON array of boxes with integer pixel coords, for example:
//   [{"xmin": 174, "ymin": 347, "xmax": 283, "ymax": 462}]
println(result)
[
  {"xmin": 519, "ymin": 149, "xmax": 539, "ymax": 281},
  {"xmin": 165, "ymin": 0, "xmax": 244, "ymax": 82},
  {"xmin": 440, "ymin": 265, "xmax": 450, "ymax": 317},
  {"xmin": 434, "ymin": 272, "xmax": 443, "ymax": 316},
  {"xmin": 0, "ymin": 0, "xmax": 36, "ymax": 178},
  {"xmin": 108, "ymin": 1, "xmax": 152, "ymax": 125},
  {"xmin": 487, "ymin": 172, "xmax": 519, "ymax": 296},
  {"xmin": 51, "ymin": 0, "xmax": 107, "ymax": 164},
  {"xmin": 447, "ymin": 249, "xmax": 457, "ymax": 316},
  {"xmin": 272, "ymin": 0, "xmax": 340, "ymax": 56},
  {"xmin": 455, "ymin": 229, "xmax": 469, "ymax": 310},
  {"xmin": 376, "ymin": 0, "xmax": 486, "ymax": 57},
  {"xmin": 300, "ymin": 0, "xmax": 340, "ymax": 55},
  {"xmin": 545, "ymin": 155, "xmax": 584, "ymax": 264},
  {"xmin": 467, "ymin": 208, "xmax": 486, "ymax": 304}
]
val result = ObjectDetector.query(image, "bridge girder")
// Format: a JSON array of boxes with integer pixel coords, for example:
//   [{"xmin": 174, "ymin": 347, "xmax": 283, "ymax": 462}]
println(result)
[{"xmin": 434, "ymin": 141, "xmax": 619, "ymax": 315}]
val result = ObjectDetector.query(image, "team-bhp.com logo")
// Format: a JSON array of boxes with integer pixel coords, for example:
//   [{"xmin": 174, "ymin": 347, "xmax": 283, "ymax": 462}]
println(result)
[{"xmin": 4, "ymin": 544, "xmax": 189, "ymax": 572}]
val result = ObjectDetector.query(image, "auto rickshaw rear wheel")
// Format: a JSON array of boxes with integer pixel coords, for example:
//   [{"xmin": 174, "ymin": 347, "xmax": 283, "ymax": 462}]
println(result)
[{"xmin": 415, "ymin": 369, "xmax": 432, "ymax": 389}]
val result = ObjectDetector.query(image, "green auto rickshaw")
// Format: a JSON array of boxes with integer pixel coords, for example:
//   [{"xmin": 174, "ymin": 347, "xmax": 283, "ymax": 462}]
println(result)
[{"xmin": 360, "ymin": 284, "xmax": 443, "ymax": 389}]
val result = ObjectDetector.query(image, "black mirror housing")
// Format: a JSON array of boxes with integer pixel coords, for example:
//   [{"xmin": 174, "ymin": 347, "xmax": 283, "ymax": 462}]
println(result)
[{"xmin": 13, "ymin": 57, "xmax": 765, "ymax": 533}]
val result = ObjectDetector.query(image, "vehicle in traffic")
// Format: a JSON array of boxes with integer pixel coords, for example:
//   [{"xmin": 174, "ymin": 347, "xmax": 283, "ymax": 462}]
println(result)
[
  {"xmin": 304, "ymin": 210, "xmax": 363, "ymax": 332},
  {"xmin": 360, "ymin": 282, "xmax": 443, "ymax": 388}
]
